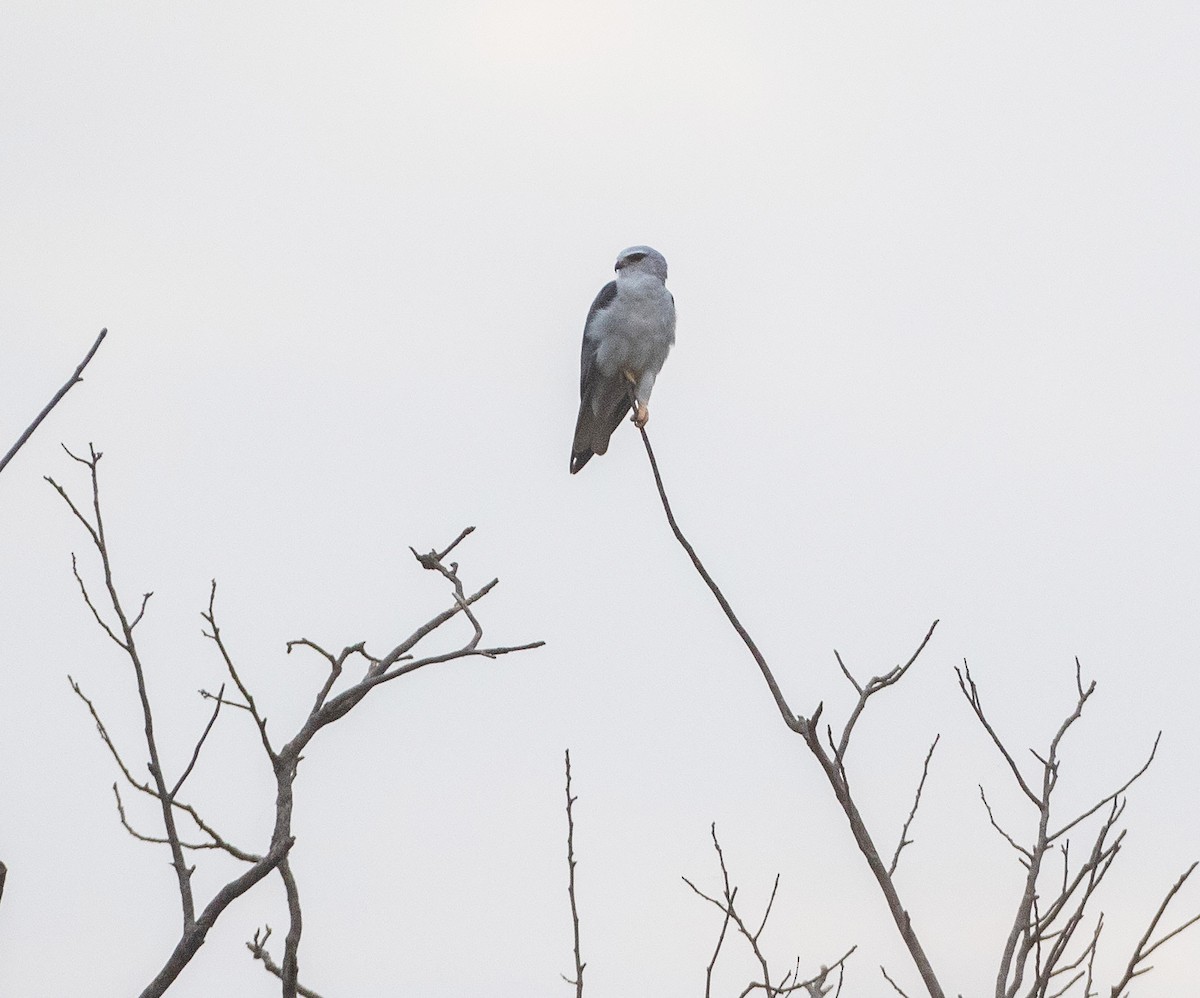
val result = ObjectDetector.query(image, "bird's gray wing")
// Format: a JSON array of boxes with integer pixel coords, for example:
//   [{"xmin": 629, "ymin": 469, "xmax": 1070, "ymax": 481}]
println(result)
[
  {"xmin": 579, "ymin": 280, "xmax": 617, "ymax": 394},
  {"xmin": 571, "ymin": 281, "xmax": 624, "ymax": 473}
]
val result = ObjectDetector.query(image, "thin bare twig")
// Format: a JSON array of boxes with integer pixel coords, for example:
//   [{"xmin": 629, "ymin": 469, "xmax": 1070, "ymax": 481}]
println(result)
[
  {"xmin": 889, "ymin": 734, "xmax": 940, "ymax": 877},
  {"xmin": 1110, "ymin": 862, "xmax": 1200, "ymax": 996},
  {"xmin": 202, "ymin": 581, "xmax": 274, "ymax": 761},
  {"xmin": 635, "ymin": 424, "xmax": 796, "ymax": 729},
  {"xmin": 834, "ymin": 629, "xmax": 938, "ymax": 767},
  {"xmin": 0, "ymin": 327, "xmax": 106, "ymax": 476},
  {"xmin": 170, "ymin": 684, "xmax": 225, "ymax": 800},
  {"xmin": 561, "ymin": 750, "xmax": 586, "ymax": 997},
  {"xmin": 881, "ymin": 964, "xmax": 912, "ymax": 997},
  {"xmin": 247, "ymin": 926, "xmax": 326, "ymax": 998},
  {"xmin": 684, "ymin": 824, "xmax": 854, "ymax": 998},
  {"xmin": 978, "ymin": 786, "xmax": 1033, "ymax": 864}
]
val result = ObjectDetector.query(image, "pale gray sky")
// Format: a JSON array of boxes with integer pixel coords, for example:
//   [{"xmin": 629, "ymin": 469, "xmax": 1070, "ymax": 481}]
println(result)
[{"xmin": 2, "ymin": 4, "xmax": 1198, "ymax": 996}]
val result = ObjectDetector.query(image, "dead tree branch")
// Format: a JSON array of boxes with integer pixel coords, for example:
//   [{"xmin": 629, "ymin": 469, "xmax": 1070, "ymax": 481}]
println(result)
[
  {"xmin": 683, "ymin": 824, "xmax": 855, "ymax": 997},
  {"xmin": 637, "ymin": 423, "xmax": 943, "ymax": 997},
  {"xmin": 1108, "ymin": 862, "xmax": 1200, "ymax": 996},
  {"xmin": 561, "ymin": 749, "xmax": 586, "ymax": 997},
  {"xmin": 52, "ymin": 446, "xmax": 543, "ymax": 997},
  {"xmin": 889, "ymin": 735, "xmax": 940, "ymax": 877},
  {"xmin": 955, "ymin": 659, "xmax": 1198, "ymax": 998},
  {"xmin": 1, "ymin": 327, "xmax": 106, "ymax": 477},
  {"xmin": 248, "ymin": 927, "xmax": 326, "ymax": 998}
]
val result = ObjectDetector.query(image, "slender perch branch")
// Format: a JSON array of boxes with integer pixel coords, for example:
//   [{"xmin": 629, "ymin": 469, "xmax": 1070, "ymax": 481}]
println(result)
[
  {"xmin": 1, "ymin": 327, "xmax": 106, "ymax": 476},
  {"xmin": 635, "ymin": 424, "xmax": 796, "ymax": 729},
  {"xmin": 636, "ymin": 422, "xmax": 944, "ymax": 996}
]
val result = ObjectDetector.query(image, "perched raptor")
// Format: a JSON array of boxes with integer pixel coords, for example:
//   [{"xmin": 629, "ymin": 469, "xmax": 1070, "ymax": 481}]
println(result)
[{"xmin": 570, "ymin": 245, "xmax": 676, "ymax": 474}]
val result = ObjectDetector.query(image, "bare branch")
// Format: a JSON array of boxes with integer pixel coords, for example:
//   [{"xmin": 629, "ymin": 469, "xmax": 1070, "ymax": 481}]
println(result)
[
  {"xmin": 276, "ymin": 859, "xmax": 305, "ymax": 998},
  {"xmin": 881, "ymin": 964, "xmax": 912, "ymax": 998},
  {"xmin": 833, "ymin": 649, "xmax": 864, "ymax": 695},
  {"xmin": 0, "ymin": 327, "xmax": 106, "ymax": 476},
  {"xmin": 247, "ymin": 927, "xmax": 326, "ymax": 998},
  {"xmin": 202, "ymin": 580, "xmax": 274, "ymax": 761},
  {"xmin": 685, "ymin": 824, "xmax": 853, "ymax": 998},
  {"xmin": 55, "ymin": 446, "xmax": 198, "ymax": 929},
  {"xmin": 410, "ymin": 542, "xmax": 485, "ymax": 650},
  {"xmin": 68, "ymin": 552, "xmax": 124, "ymax": 648},
  {"xmin": 977, "ymin": 785, "xmax": 1033, "ymax": 863},
  {"xmin": 889, "ymin": 734, "xmax": 940, "ymax": 877},
  {"xmin": 170, "ymin": 684, "xmax": 225, "ymax": 800},
  {"xmin": 635, "ymin": 424, "xmax": 798, "ymax": 729},
  {"xmin": 1110, "ymin": 862, "xmax": 1200, "ymax": 996},
  {"xmin": 72, "ymin": 681, "xmax": 258, "ymax": 862},
  {"xmin": 1049, "ymin": 733, "xmax": 1160, "ymax": 843},
  {"xmin": 58, "ymin": 454, "xmax": 544, "ymax": 996},
  {"xmin": 562, "ymin": 750, "xmax": 586, "ymax": 997},
  {"xmin": 834, "ymin": 623, "xmax": 939, "ymax": 765},
  {"xmin": 955, "ymin": 661, "xmax": 1039, "ymax": 806},
  {"xmin": 637, "ymin": 425, "xmax": 941, "ymax": 998},
  {"xmin": 961, "ymin": 660, "xmax": 1191, "ymax": 998}
]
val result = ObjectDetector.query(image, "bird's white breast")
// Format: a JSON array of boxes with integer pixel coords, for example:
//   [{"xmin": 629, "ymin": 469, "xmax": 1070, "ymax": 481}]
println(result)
[{"xmin": 591, "ymin": 278, "xmax": 676, "ymax": 378}]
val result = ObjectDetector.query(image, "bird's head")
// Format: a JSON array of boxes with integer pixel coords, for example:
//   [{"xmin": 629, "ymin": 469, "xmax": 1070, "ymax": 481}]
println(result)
[{"xmin": 614, "ymin": 245, "xmax": 668, "ymax": 282}]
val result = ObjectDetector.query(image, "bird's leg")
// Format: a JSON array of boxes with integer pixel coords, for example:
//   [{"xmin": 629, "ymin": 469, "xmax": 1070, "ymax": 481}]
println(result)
[{"xmin": 622, "ymin": 370, "xmax": 650, "ymax": 428}]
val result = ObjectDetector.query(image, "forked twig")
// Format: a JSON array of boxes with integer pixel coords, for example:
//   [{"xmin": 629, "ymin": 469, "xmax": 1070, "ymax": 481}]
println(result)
[
  {"xmin": 247, "ymin": 927, "xmax": 326, "ymax": 998},
  {"xmin": 683, "ymin": 823, "xmax": 856, "ymax": 997}
]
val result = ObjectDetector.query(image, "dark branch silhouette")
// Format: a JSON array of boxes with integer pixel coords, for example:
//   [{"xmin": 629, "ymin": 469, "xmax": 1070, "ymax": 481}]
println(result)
[
  {"xmin": 1, "ymin": 327, "xmax": 106, "ymax": 477},
  {"xmin": 683, "ymin": 823, "xmax": 855, "ymax": 997},
  {"xmin": 561, "ymin": 750, "xmax": 586, "ymax": 997},
  {"xmin": 635, "ymin": 419, "xmax": 1198, "ymax": 998},
  {"xmin": 50, "ymin": 444, "xmax": 543, "ymax": 997}
]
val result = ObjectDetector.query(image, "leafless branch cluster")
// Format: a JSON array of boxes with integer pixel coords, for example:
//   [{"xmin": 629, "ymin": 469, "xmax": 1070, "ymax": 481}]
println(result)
[
  {"xmin": 957, "ymin": 659, "xmax": 1200, "ymax": 998},
  {"xmin": 1, "ymin": 330, "xmax": 106, "ymax": 907},
  {"xmin": 683, "ymin": 824, "xmax": 855, "ymax": 998},
  {"xmin": 49, "ymin": 444, "xmax": 543, "ymax": 997},
  {"xmin": 634, "ymin": 422, "xmax": 1198, "ymax": 998}
]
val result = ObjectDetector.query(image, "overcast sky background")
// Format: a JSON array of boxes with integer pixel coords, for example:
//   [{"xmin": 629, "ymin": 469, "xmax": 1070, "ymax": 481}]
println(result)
[{"xmin": 2, "ymin": 4, "xmax": 1198, "ymax": 996}]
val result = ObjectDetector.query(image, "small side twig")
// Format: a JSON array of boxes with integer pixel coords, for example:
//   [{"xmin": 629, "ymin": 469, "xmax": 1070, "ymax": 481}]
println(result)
[
  {"xmin": 1109, "ymin": 862, "xmax": 1200, "ymax": 996},
  {"xmin": 684, "ymin": 824, "xmax": 855, "ymax": 998},
  {"xmin": 888, "ymin": 734, "xmax": 940, "ymax": 877},
  {"xmin": 247, "ymin": 926, "xmax": 326, "ymax": 998}
]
